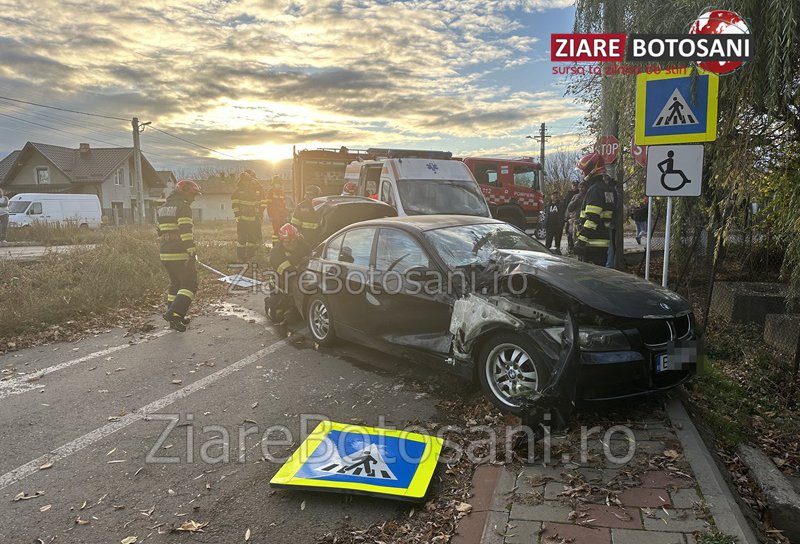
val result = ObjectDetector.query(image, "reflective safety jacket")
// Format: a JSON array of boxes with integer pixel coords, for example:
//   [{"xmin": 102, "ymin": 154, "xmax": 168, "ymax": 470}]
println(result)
[
  {"xmin": 231, "ymin": 183, "xmax": 265, "ymax": 223},
  {"xmin": 290, "ymin": 199, "xmax": 319, "ymax": 242},
  {"xmin": 157, "ymin": 192, "xmax": 195, "ymax": 261},
  {"xmin": 269, "ymin": 238, "xmax": 311, "ymax": 288},
  {"xmin": 265, "ymin": 187, "xmax": 287, "ymax": 216},
  {"xmin": 577, "ymin": 175, "xmax": 615, "ymax": 249}
]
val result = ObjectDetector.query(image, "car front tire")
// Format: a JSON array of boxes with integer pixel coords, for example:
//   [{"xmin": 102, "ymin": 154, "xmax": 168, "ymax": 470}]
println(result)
[
  {"xmin": 307, "ymin": 295, "xmax": 336, "ymax": 346},
  {"xmin": 477, "ymin": 332, "xmax": 548, "ymax": 414}
]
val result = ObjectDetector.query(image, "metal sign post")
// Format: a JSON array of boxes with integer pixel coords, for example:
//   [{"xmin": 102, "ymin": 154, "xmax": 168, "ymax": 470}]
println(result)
[
  {"xmin": 644, "ymin": 198, "xmax": 653, "ymax": 281},
  {"xmin": 662, "ymin": 197, "xmax": 673, "ymax": 287}
]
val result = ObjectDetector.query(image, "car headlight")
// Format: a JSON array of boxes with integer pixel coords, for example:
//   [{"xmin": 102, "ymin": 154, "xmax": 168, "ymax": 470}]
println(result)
[{"xmin": 543, "ymin": 326, "xmax": 630, "ymax": 352}]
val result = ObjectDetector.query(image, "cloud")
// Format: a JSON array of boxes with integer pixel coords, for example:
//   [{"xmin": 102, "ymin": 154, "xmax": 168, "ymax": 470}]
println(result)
[{"xmin": 0, "ymin": 0, "xmax": 582, "ymax": 164}]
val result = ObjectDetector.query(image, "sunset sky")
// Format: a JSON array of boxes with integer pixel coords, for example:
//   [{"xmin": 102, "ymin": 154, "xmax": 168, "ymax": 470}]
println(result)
[{"xmin": 0, "ymin": 0, "xmax": 589, "ymax": 171}]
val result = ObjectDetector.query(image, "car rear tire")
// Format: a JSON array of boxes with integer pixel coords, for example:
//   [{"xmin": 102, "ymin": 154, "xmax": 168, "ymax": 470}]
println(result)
[
  {"xmin": 307, "ymin": 295, "xmax": 336, "ymax": 346},
  {"xmin": 477, "ymin": 332, "xmax": 548, "ymax": 414}
]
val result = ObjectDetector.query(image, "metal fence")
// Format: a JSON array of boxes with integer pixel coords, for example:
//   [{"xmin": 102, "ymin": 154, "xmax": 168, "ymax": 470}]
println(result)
[{"xmin": 626, "ymin": 197, "xmax": 796, "ymax": 360}]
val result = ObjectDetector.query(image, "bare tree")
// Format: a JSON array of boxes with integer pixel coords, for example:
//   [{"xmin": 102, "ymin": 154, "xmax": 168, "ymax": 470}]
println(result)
[{"xmin": 544, "ymin": 150, "xmax": 581, "ymax": 197}]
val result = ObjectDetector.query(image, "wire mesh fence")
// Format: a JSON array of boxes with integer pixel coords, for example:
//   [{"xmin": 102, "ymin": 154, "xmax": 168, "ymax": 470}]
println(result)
[{"xmin": 625, "ymin": 196, "xmax": 797, "ymax": 360}]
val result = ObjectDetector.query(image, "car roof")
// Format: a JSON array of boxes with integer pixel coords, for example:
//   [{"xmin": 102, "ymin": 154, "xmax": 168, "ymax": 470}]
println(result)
[{"xmin": 349, "ymin": 214, "xmax": 503, "ymax": 232}]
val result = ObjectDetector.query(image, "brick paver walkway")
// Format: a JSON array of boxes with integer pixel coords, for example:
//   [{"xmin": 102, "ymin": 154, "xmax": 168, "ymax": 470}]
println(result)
[{"xmin": 473, "ymin": 417, "xmax": 719, "ymax": 544}]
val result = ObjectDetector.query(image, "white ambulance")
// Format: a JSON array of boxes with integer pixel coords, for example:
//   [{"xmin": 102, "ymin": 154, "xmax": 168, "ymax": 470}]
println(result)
[{"xmin": 344, "ymin": 158, "xmax": 491, "ymax": 218}]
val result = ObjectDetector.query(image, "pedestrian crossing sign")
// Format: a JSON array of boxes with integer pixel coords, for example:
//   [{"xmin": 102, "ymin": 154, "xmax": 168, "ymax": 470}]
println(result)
[
  {"xmin": 270, "ymin": 421, "xmax": 444, "ymax": 501},
  {"xmin": 635, "ymin": 69, "xmax": 718, "ymax": 145}
]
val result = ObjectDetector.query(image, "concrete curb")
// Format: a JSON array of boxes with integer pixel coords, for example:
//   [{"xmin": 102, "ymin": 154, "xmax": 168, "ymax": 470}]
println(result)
[
  {"xmin": 666, "ymin": 397, "xmax": 759, "ymax": 544},
  {"xmin": 452, "ymin": 465, "xmax": 513, "ymax": 544}
]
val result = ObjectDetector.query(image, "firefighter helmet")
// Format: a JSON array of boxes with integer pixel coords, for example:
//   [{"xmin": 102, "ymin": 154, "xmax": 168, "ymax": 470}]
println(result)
[
  {"xmin": 304, "ymin": 185, "xmax": 322, "ymax": 198},
  {"xmin": 278, "ymin": 223, "xmax": 301, "ymax": 242},
  {"xmin": 342, "ymin": 181, "xmax": 357, "ymax": 195},
  {"xmin": 175, "ymin": 179, "xmax": 202, "ymax": 196},
  {"xmin": 576, "ymin": 152, "xmax": 606, "ymax": 179}
]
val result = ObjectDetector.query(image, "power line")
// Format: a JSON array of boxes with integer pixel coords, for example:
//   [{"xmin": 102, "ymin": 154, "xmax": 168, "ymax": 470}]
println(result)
[
  {"xmin": 0, "ymin": 95, "xmax": 129, "ymax": 121},
  {"xmin": 0, "ymin": 109, "xmax": 170, "ymax": 158},
  {"xmin": 0, "ymin": 111, "xmax": 128, "ymax": 148},
  {"xmin": 147, "ymin": 125, "xmax": 238, "ymax": 159}
]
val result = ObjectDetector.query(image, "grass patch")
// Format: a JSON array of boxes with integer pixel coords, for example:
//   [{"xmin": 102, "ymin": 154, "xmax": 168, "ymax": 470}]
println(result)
[
  {"xmin": 689, "ymin": 320, "xmax": 800, "ymax": 472},
  {"xmin": 0, "ymin": 227, "xmax": 164, "ymax": 341},
  {"xmin": 0, "ymin": 224, "xmax": 274, "ymax": 347},
  {"xmin": 5, "ymin": 223, "xmax": 109, "ymax": 245},
  {"xmin": 695, "ymin": 532, "xmax": 738, "ymax": 544}
]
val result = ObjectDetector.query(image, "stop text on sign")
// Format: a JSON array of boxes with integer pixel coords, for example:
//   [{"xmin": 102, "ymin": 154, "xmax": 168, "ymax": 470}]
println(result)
[{"xmin": 551, "ymin": 34, "xmax": 627, "ymax": 62}]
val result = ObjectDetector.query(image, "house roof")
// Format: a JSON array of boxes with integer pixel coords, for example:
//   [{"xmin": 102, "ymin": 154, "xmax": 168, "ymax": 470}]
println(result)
[
  {"xmin": 198, "ymin": 179, "xmax": 237, "ymax": 195},
  {"xmin": 156, "ymin": 170, "xmax": 176, "ymax": 185},
  {"xmin": 0, "ymin": 142, "xmax": 164, "ymax": 188}
]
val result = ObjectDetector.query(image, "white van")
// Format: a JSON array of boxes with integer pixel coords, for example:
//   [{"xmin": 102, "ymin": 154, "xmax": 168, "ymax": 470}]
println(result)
[
  {"xmin": 348, "ymin": 158, "xmax": 491, "ymax": 218},
  {"xmin": 8, "ymin": 193, "xmax": 102, "ymax": 229}
]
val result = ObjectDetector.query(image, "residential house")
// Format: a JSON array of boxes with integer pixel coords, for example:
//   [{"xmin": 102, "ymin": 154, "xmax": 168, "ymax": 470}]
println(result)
[
  {"xmin": 193, "ymin": 177, "xmax": 237, "ymax": 221},
  {"xmin": 0, "ymin": 142, "xmax": 168, "ymax": 223}
]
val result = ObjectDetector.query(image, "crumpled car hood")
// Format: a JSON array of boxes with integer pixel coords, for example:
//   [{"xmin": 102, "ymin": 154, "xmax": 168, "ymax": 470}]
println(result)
[{"xmin": 493, "ymin": 250, "xmax": 691, "ymax": 319}]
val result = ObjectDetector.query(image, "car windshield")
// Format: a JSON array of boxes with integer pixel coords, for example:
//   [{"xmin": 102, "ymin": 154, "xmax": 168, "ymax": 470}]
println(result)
[
  {"xmin": 396, "ymin": 179, "xmax": 489, "ymax": 217},
  {"xmin": 426, "ymin": 223, "xmax": 549, "ymax": 269},
  {"xmin": 9, "ymin": 201, "xmax": 29, "ymax": 213}
]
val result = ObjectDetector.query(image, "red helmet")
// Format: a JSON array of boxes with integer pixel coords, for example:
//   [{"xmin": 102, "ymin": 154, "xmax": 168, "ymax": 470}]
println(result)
[
  {"xmin": 278, "ymin": 223, "xmax": 301, "ymax": 242},
  {"xmin": 576, "ymin": 152, "xmax": 606, "ymax": 178},
  {"xmin": 175, "ymin": 179, "xmax": 202, "ymax": 196}
]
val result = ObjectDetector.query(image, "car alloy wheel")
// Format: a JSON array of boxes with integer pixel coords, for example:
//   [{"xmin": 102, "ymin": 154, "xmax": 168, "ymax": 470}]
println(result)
[
  {"xmin": 307, "ymin": 295, "xmax": 336, "ymax": 346},
  {"xmin": 478, "ymin": 333, "xmax": 546, "ymax": 413}
]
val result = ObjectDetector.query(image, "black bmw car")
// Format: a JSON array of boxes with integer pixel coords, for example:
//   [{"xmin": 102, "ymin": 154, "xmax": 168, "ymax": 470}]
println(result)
[{"xmin": 293, "ymin": 215, "xmax": 697, "ymax": 415}]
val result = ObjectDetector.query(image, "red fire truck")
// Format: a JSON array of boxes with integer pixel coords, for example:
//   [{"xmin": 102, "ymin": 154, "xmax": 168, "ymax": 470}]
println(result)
[{"xmin": 461, "ymin": 157, "xmax": 545, "ymax": 237}]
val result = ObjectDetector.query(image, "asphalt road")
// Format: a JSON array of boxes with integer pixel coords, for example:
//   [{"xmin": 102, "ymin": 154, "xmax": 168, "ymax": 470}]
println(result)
[{"xmin": 0, "ymin": 292, "xmax": 467, "ymax": 543}]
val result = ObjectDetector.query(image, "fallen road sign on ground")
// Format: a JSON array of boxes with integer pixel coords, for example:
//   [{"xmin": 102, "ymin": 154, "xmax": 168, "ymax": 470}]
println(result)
[
  {"xmin": 635, "ymin": 69, "xmax": 718, "ymax": 145},
  {"xmin": 646, "ymin": 144, "xmax": 704, "ymax": 197},
  {"xmin": 270, "ymin": 420, "xmax": 443, "ymax": 501}
]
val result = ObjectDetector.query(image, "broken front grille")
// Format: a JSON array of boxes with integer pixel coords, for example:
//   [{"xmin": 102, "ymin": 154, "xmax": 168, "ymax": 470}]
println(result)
[{"xmin": 637, "ymin": 314, "xmax": 693, "ymax": 348}]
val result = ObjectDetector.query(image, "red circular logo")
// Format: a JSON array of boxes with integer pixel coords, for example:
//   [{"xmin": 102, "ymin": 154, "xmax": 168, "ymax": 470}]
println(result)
[{"xmin": 689, "ymin": 9, "xmax": 750, "ymax": 74}]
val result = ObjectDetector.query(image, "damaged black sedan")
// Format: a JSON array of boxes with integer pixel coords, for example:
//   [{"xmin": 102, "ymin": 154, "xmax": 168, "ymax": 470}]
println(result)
[{"xmin": 294, "ymin": 216, "xmax": 697, "ymax": 418}]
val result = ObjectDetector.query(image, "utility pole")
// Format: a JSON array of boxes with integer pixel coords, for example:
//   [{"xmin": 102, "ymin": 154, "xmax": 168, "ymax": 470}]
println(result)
[
  {"xmin": 530, "ymin": 123, "xmax": 550, "ymax": 187},
  {"xmin": 131, "ymin": 117, "xmax": 148, "ymax": 224}
]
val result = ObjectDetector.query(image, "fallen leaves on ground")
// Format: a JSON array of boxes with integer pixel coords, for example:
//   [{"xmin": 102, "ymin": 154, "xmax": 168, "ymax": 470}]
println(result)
[
  {"xmin": 175, "ymin": 520, "xmax": 207, "ymax": 532},
  {"xmin": 14, "ymin": 491, "xmax": 44, "ymax": 501}
]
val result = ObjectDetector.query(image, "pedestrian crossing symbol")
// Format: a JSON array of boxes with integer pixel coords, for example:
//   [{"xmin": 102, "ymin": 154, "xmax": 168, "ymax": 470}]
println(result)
[
  {"xmin": 636, "ymin": 68, "xmax": 718, "ymax": 145},
  {"xmin": 653, "ymin": 90, "xmax": 698, "ymax": 127},
  {"xmin": 270, "ymin": 421, "xmax": 444, "ymax": 501}
]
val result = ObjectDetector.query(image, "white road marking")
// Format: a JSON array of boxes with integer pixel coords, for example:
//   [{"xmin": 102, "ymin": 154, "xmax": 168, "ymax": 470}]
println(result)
[
  {"xmin": 0, "ymin": 338, "xmax": 289, "ymax": 491},
  {"xmin": 0, "ymin": 330, "xmax": 173, "ymax": 401},
  {"xmin": 216, "ymin": 302, "xmax": 268, "ymax": 325}
]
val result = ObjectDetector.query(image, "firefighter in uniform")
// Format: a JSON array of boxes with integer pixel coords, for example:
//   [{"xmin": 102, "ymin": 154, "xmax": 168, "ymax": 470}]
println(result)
[
  {"xmin": 574, "ymin": 152, "xmax": 615, "ymax": 266},
  {"xmin": 290, "ymin": 185, "xmax": 321, "ymax": 245},
  {"xmin": 157, "ymin": 179, "xmax": 202, "ymax": 332},
  {"xmin": 265, "ymin": 176, "xmax": 288, "ymax": 247},
  {"xmin": 231, "ymin": 170, "xmax": 264, "ymax": 261},
  {"xmin": 266, "ymin": 223, "xmax": 311, "ymax": 324}
]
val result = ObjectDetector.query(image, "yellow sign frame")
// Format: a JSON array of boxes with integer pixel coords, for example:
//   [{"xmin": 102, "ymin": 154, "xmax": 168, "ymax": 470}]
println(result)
[
  {"xmin": 635, "ymin": 69, "xmax": 719, "ymax": 145},
  {"xmin": 270, "ymin": 420, "xmax": 444, "ymax": 501}
]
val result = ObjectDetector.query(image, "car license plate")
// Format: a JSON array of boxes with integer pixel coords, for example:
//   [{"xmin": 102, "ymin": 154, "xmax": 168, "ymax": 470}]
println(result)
[{"xmin": 655, "ymin": 353, "xmax": 671, "ymax": 373}]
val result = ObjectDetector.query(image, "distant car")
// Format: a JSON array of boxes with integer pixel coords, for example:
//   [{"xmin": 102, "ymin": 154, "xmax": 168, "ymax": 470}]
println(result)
[
  {"xmin": 294, "ymin": 215, "xmax": 697, "ymax": 414},
  {"xmin": 8, "ymin": 193, "xmax": 102, "ymax": 229}
]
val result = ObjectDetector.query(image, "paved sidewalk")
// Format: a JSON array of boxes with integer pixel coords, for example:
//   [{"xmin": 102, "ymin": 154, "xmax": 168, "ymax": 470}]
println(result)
[{"xmin": 454, "ymin": 401, "xmax": 751, "ymax": 544}]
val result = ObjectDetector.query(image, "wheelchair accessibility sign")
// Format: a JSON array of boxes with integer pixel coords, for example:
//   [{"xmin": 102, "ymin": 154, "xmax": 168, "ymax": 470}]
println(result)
[
  {"xmin": 646, "ymin": 145, "xmax": 704, "ymax": 197},
  {"xmin": 270, "ymin": 421, "xmax": 443, "ymax": 501},
  {"xmin": 636, "ymin": 69, "xmax": 718, "ymax": 145}
]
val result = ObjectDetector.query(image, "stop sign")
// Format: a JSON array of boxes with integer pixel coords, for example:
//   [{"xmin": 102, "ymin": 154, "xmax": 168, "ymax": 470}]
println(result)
[
  {"xmin": 596, "ymin": 135, "xmax": 619, "ymax": 164},
  {"xmin": 631, "ymin": 142, "xmax": 648, "ymax": 168}
]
